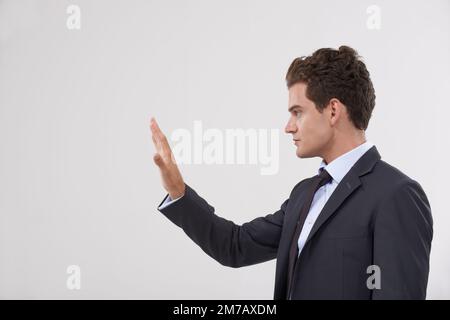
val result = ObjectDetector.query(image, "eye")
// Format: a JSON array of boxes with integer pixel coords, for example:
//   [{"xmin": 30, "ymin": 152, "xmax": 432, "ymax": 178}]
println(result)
[{"xmin": 295, "ymin": 111, "xmax": 302, "ymax": 119}]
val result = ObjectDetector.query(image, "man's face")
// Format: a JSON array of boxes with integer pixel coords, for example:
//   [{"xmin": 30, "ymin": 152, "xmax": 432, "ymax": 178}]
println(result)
[{"xmin": 285, "ymin": 82, "xmax": 333, "ymax": 159}]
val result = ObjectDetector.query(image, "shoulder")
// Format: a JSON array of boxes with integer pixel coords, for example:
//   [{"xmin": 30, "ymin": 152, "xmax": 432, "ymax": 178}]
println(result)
[
  {"xmin": 373, "ymin": 159, "xmax": 413, "ymax": 182},
  {"xmin": 368, "ymin": 159, "xmax": 424, "ymax": 194},
  {"xmin": 371, "ymin": 160, "xmax": 430, "ymax": 214}
]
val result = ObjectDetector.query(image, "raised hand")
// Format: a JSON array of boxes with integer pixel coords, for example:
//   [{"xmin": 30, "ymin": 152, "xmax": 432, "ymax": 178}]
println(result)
[{"xmin": 150, "ymin": 117, "xmax": 185, "ymax": 199}]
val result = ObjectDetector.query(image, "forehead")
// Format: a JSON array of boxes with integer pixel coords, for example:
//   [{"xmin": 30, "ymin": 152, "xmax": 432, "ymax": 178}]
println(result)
[{"xmin": 288, "ymin": 82, "xmax": 312, "ymax": 107}]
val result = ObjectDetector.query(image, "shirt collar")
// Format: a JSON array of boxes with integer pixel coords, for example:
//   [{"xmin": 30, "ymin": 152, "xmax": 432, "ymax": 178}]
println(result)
[{"xmin": 318, "ymin": 141, "xmax": 375, "ymax": 183}]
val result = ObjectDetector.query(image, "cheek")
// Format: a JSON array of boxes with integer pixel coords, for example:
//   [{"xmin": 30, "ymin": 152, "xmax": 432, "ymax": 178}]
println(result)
[
  {"xmin": 297, "ymin": 116, "xmax": 313, "ymax": 137},
  {"xmin": 314, "ymin": 118, "xmax": 333, "ymax": 141},
  {"xmin": 300, "ymin": 115, "xmax": 329, "ymax": 140}
]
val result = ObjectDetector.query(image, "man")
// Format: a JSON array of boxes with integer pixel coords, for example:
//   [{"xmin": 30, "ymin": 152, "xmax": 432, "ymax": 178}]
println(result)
[{"xmin": 150, "ymin": 46, "xmax": 433, "ymax": 299}]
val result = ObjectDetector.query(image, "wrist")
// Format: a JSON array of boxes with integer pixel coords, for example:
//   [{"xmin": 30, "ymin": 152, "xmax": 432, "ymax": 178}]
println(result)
[{"xmin": 169, "ymin": 184, "xmax": 185, "ymax": 200}]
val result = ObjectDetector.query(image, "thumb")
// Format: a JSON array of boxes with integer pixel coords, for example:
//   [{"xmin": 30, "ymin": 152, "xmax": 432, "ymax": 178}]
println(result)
[{"xmin": 153, "ymin": 153, "xmax": 165, "ymax": 168}]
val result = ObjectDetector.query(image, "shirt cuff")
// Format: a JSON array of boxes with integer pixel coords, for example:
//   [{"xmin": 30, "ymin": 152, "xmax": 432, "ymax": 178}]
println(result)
[{"xmin": 158, "ymin": 193, "xmax": 184, "ymax": 210}]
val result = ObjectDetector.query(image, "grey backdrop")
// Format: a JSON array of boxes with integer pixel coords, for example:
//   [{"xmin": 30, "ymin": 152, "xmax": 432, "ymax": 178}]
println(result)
[{"xmin": 1, "ymin": 0, "xmax": 449, "ymax": 299}]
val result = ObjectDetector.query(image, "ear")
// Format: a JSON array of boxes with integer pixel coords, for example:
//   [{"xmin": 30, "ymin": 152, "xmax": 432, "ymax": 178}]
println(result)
[{"xmin": 328, "ymin": 98, "xmax": 344, "ymax": 126}]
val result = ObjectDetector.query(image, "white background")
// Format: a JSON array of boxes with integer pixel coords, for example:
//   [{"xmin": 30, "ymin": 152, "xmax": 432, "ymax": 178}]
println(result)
[{"xmin": 0, "ymin": 0, "xmax": 449, "ymax": 299}]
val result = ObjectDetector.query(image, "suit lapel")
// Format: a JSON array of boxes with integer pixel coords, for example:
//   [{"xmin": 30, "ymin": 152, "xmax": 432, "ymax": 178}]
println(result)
[
  {"xmin": 304, "ymin": 145, "xmax": 381, "ymax": 246},
  {"xmin": 305, "ymin": 172, "xmax": 361, "ymax": 243}
]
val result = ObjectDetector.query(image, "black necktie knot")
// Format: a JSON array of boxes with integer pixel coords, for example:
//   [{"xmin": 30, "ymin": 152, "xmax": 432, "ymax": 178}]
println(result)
[{"xmin": 317, "ymin": 169, "xmax": 332, "ymax": 189}]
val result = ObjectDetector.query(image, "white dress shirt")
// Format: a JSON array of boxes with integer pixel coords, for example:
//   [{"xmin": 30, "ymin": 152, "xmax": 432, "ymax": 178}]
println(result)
[
  {"xmin": 158, "ymin": 141, "xmax": 375, "ymax": 256},
  {"xmin": 294, "ymin": 140, "xmax": 374, "ymax": 256}
]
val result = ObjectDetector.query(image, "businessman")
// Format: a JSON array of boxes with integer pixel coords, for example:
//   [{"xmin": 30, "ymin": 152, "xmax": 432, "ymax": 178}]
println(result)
[{"xmin": 150, "ymin": 46, "xmax": 433, "ymax": 299}]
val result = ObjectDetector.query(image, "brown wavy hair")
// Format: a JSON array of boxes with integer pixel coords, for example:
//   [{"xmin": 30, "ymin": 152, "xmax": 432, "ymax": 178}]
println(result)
[{"xmin": 286, "ymin": 46, "xmax": 375, "ymax": 130}]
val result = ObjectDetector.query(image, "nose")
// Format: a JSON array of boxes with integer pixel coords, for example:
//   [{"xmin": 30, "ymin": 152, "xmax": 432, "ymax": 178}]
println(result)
[{"xmin": 285, "ymin": 116, "xmax": 297, "ymax": 134}]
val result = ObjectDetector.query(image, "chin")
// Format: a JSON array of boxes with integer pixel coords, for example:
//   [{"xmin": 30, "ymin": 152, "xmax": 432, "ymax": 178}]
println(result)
[
  {"xmin": 296, "ymin": 146, "xmax": 317, "ymax": 159},
  {"xmin": 296, "ymin": 149, "xmax": 310, "ymax": 158}
]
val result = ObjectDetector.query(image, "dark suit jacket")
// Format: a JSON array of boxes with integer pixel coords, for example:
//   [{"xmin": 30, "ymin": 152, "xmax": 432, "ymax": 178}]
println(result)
[{"xmin": 157, "ymin": 146, "xmax": 433, "ymax": 299}]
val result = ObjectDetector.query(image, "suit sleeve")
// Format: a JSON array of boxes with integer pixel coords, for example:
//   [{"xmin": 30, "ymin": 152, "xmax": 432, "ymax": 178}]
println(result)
[
  {"xmin": 372, "ymin": 179, "xmax": 433, "ymax": 299},
  {"xmin": 156, "ymin": 183, "xmax": 289, "ymax": 268},
  {"xmin": 158, "ymin": 193, "xmax": 183, "ymax": 210}
]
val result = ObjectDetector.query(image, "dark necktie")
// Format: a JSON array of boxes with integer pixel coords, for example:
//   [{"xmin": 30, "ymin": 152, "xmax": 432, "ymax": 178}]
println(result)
[{"xmin": 286, "ymin": 168, "xmax": 332, "ymax": 298}]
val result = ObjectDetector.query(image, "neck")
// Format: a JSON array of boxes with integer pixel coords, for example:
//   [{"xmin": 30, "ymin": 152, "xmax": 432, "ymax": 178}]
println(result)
[{"xmin": 322, "ymin": 132, "xmax": 367, "ymax": 165}]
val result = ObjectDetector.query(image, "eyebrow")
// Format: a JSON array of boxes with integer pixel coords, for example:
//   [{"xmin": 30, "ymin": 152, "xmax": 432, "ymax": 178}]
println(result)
[{"xmin": 288, "ymin": 105, "xmax": 304, "ymax": 112}]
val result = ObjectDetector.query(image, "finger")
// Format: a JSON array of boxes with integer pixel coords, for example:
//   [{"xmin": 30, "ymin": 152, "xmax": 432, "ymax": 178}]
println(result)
[
  {"xmin": 151, "ymin": 127, "xmax": 159, "ymax": 149},
  {"xmin": 152, "ymin": 117, "xmax": 162, "ymax": 132},
  {"xmin": 152, "ymin": 118, "xmax": 167, "ymax": 142},
  {"xmin": 150, "ymin": 118, "xmax": 163, "ymax": 152},
  {"xmin": 150, "ymin": 118, "xmax": 164, "ymax": 143},
  {"xmin": 150, "ymin": 117, "xmax": 162, "ymax": 136},
  {"xmin": 152, "ymin": 119, "xmax": 172, "ymax": 153},
  {"xmin": 150, "ymin": 117, "xmax": 158, "ymax": 137}
]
